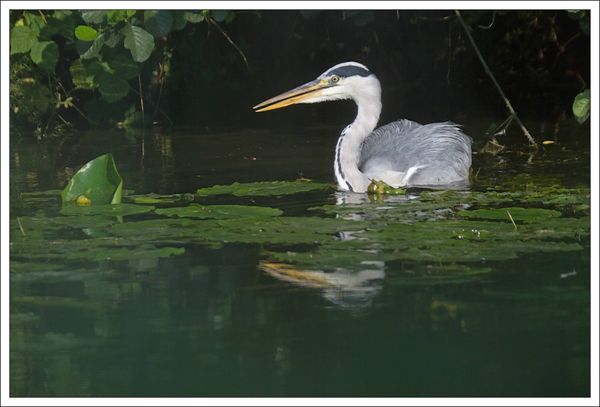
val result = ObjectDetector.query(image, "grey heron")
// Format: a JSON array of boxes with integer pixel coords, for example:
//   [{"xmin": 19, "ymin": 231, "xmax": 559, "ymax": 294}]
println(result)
[{"xmin": 253, "ymin": 62, "xmax": 472, "ymax": 193}]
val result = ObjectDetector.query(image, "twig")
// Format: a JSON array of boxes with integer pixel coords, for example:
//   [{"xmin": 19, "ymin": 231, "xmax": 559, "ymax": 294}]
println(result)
[
  {"xmin": 207, "ymin": 17, "xmax": 248, "ymax": 67},
  {"xmin": 128, "ymin": 84, "xmax": 173, "ymax": 126},
  {"xmin": 38, "ymin": 10, "xmax": 47, "ymax": 24},
  {"xmin": 17, "ymin": 217, "xmax": 26, "ymax": 236},
  {"xmin": 455, "ymin": 10, "xmax": 537, "ymax": 148},
  {"xmin": 477, "ymin": 11, "xmax": 496, "ymax": 30},
  {"xmin": 138, "ymin": 75, "xmax": 145, "ymax": 124},
  {"xmin": 506, "ymin": 210, "xmax": 517, "ymax": 231},
  {"xmin": 55, "ymin": 79, "xmax": 94, "ymax": 124}
]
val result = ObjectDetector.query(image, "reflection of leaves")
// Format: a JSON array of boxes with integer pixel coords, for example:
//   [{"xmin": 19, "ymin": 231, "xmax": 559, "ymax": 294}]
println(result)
[
  {"xmin": 196, "ymin": 180, "xmax": 333, "ymax": 197},
  {"xmin": 60, "ymin": 203, "xmax": 154, "ymax": 217}
]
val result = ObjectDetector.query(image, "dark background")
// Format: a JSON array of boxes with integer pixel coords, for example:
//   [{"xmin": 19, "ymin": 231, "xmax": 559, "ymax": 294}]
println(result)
[{"xmin": 163, "ymin": 10, "xmax": 589, "ymax": 135}]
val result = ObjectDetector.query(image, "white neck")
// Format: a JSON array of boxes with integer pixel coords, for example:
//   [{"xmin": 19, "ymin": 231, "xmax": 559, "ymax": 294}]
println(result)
[{"xmin": 334, "ymin": 76, "xmax": 382, "ymax": 192}]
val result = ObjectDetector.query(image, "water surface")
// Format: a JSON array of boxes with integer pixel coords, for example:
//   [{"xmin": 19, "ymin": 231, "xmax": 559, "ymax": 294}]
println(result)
[{"xmin": 9, "ymin": 123, "xmax": 590, "ymax": 397}]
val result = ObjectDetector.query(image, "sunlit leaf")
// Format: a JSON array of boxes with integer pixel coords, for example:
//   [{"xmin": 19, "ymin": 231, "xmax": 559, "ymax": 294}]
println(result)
[
  {"xmin": 74, "ymin": 25, "xmax": 99, "ymax": 41},
  {"xmin": 572, "ymin": 89, "xmax": 590, "ymax": 124},
  {"xmin": 61, "ymin": 153, "xmax": 123, "ymax": 205}
]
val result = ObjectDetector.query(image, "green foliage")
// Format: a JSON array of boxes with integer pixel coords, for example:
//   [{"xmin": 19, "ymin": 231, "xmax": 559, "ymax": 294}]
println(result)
[
  {"xmin": 29, "ymin": 41, "xmax": 59, "ymax": 71},
  {"xmin": 61, "ymin": 153, "xmax": 123, "ymax": 205},
  {"xmin": 10, "ymin": 26, "xmax": 37, "ymax": 54},
  {"xmin": 123, "ymin": 24, "xmax": 155, "ymax": 62},
  {"xmin": 9, "ymin": 9, "xmax": 228, "ymax": 136},
  {"xmin": 144, "ymin": 10, "xmax": 173, "ymax": 37},
  {"xmin": 572, "ymin": 89, "xmax": 590, "ymax": 124}
]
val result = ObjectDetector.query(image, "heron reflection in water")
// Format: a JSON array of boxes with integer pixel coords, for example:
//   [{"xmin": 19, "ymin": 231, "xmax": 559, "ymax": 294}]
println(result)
[{"xmin": 254, "ymin": 62, "xmax": 472, "ymax": 193}]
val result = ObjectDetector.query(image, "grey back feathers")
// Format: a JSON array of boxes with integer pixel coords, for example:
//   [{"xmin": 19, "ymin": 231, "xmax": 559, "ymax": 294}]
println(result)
[{"xmin": 358, "ymin": 119, "xmax": 472, "ymax": 187}]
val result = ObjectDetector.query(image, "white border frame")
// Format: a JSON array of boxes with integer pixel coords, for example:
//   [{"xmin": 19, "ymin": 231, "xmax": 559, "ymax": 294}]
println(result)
[{"xmin": 2, "ymin": 2, "xmax": 598, "ymax": 406}]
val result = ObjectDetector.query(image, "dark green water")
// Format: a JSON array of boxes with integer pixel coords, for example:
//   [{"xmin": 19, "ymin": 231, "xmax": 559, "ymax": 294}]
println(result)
[{"xmin": 9, "ymin": 124, "xmax": 590, "ymax": 397}]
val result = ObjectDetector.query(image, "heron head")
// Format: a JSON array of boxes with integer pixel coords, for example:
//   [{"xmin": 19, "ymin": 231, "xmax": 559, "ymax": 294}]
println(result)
[{"xmin": 253, "ymin": 62, "xmax": 380, "ymax": 112}]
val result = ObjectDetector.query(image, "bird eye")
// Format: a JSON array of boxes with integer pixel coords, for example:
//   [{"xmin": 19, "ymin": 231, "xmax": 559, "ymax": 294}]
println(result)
[{"xmin": 330, "ymin": 75, "xmax": 340, "ymax": 83}]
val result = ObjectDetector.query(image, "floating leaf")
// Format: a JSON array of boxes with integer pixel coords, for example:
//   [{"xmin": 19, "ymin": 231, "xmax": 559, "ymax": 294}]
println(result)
[
  {"xmin": 122, "ymin": 24, "xmax": 155, "ymax": 62},
  {"xmin": 156, "ymin": 204, "xmax": 283, "ymax": 219},
  {"xmin": 10, "ymin": 26, "xmax": 38, "ymax": 54},
  {"xmin": 127, "ymin": 192, "xmax": 195, "ymax": 205},
  {"xmin": 61, "ymin": 153, "xmax": 123, "ymax": 205},
  {"xmin": 196, "ymin": 180, "xmax": 333, "ymax": 197},
  {"xmin": 74, "ymin": 25, "xmax": 99, "ymax": 41},
  {"xmin": 144, "ymin": 10, "xmax": 173, "ymax": 37}
]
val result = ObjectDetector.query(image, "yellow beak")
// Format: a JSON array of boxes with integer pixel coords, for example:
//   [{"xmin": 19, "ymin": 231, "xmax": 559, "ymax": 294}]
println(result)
[{"xmin": 253, "ymin": 79, "xmax": 331, "ymax": 112}]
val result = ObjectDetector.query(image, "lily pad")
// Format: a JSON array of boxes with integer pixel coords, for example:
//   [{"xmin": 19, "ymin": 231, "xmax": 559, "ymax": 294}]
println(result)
[
  {"xmin": 196, "ymin": 180, "xmax": 333, "ymax": 197},
  {"xmin": 126, "ymin": 192, "xmax": 195, "ymax": 205},
  {"xmin": 155, "ymin": 204, "xmax": 282, "ymax": 219},
  {"xmin": 61, "ymin": 154, "xmax": 123, "ymax": 205}
]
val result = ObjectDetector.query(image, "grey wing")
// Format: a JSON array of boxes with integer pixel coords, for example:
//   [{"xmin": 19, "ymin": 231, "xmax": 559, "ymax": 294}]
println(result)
[{"xmin": 358, "ymin": 119, "xmax": 472, "ymax": 187}]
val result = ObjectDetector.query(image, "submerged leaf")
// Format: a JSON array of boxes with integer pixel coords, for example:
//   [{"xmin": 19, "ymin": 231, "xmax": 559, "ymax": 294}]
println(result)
[
  {"xmin": 156, "ymin": 204, "xmax": 283, "ymax": 219},
  {"xmin": 457, "ymin": 207, "xmax": 562, "ymax": 222}
]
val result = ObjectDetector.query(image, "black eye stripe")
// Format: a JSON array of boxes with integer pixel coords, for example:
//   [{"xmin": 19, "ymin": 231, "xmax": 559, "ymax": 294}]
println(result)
[{"xmin": 326, "ymin": 65, "xmax": 371, "ymax": 78}]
